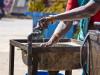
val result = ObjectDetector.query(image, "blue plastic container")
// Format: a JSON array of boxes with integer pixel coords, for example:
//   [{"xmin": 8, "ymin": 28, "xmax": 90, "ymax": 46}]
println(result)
[
  {"xmin": 25, "ymin": 71, "xmax": 63, "ymax": 75},
  {"xmin": 24, "ymin": 12, "xmax": 74, "ymax": 39}
]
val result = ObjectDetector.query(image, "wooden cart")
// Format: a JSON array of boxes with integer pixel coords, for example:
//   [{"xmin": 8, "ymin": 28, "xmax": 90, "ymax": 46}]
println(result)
[{"xmin": 9, "ymin": 37, "xmax": 82, "ymax": 75}]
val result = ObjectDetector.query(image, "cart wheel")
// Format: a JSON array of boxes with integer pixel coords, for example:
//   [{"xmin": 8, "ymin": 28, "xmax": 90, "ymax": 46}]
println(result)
[{"xmin": 80, "ymin": 40, "xmax": 90, "ymax": 75}]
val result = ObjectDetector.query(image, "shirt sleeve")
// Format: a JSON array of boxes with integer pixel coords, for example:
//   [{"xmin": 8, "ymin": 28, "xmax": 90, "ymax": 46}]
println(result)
[{"xmin": 66, "ymin": 0, "xmax": 79, "ymax": 11}]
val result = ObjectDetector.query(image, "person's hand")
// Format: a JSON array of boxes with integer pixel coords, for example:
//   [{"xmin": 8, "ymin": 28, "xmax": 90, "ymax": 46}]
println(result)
[
  {"xmin": 39, "ymin": 16, "xmax": 56, "ymax": 29},
  {"xmin": 39, "ymin": 17, "xmax": 49, "ymax": 29},
  {"xmin": 40, "ymin": 41, "xmax": 53, "ymax": 47}
]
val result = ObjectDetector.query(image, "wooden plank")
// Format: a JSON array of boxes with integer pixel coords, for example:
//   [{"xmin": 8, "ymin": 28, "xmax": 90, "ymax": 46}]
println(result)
[
  {"xmin": 10, "ymin": 39, "xmax": 81, "ymax": 53},
  {"xmin": 10, "ymin": 40, "xmax": 28, "ymax": 51},
  {"xmin": 32, "ymin": 46, "xmax": 81, "ymax": 53},
  {"xmin": 14, "ymin": 38, "xmax": 71, "ymax": 42},
  {"xmin": 89, "ymin": 30, "xmax": 100, "ymax": 75}
]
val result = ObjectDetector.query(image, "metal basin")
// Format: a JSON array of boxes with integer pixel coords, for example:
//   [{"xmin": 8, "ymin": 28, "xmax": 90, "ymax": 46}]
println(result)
[{"xmin": 22, "ymin": 39, "xmax": 82, "ymax": 70}]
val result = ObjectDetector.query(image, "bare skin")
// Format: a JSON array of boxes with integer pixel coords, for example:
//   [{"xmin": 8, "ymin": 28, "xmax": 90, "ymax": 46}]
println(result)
[
  {"xmin": 40, "ymin": 0, "xmax": 100, "ymax": 22},
  {"xmin": 50, "ymin": 0, "xmax": 100, "ymax": 21},
  {"xmin": 40, "ymin": 0, "xmax": 100, "ymax": 47},
  {"xmin": 41, "ymin": 21, "xmax": 73, "ymax": 47}
]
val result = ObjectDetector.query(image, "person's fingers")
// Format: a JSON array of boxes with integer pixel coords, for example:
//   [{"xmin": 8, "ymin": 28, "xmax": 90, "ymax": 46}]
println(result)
[
  {"xmin": 39, "ymin": 22, "xmax": 47, "ymax": 29},
  {"xmin": 39, "ymin": 15, "xmax": 55, "ymax": 29},
  {"xmin": 40, "ymin": 42, "xmax": 52, "ymax": 47},
  {"xmin": 40, "ymin": 43, "xmax": 47, "ymax": 47},
  {"xmin": 39, "ymin": 21, "xmax": 48, "ymax": 29}
]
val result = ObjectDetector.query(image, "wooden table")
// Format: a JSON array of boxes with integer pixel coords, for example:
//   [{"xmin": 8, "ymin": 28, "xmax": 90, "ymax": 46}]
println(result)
[{"xmin": 9, "ymin": 38, "xmax": 82, "ymax": 75}]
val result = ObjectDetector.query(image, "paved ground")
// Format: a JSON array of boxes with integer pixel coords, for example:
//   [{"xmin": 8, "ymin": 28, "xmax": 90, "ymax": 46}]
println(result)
[
  {"xmin": 0, "ymin": 18, "xmax": 82, "ymax": 75},
  {"xmin": 0, "ymin": 18, "xmax": 32, "ymax": 75}
]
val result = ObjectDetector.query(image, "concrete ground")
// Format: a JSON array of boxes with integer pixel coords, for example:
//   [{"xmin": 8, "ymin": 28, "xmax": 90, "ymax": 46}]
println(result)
[{"xmin": 0, "ymin": 18, "xmax": 82, "ymax": 75}]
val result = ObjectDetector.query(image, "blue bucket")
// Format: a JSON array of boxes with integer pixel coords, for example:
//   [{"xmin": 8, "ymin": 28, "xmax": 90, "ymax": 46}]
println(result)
[{"xmin": 25, "ymin": 71, "xmax": 63, "ymax": 75}]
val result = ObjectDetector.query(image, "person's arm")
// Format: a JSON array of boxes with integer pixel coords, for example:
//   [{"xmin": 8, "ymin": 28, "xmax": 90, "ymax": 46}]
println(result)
[
  {"xmin": 41, "ymin": 21, "xmax": 73, "ymax": 47},
  {"xmin": 48, "ymin": 0, "xmax": 100, "ymax": 21},
  {"xmin": 40, "ymin": 0, "xmax": 78, "ymax": 47}
]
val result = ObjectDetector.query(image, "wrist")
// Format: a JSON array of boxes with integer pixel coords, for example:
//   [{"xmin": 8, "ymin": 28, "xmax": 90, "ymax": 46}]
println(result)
[
  {"xmin": 47, "ymin": 16, "xmax": 56, "ymax": 24},
  {"xmin": 49, "ymin": 34, "xmax": 60, "ymax": 44}
]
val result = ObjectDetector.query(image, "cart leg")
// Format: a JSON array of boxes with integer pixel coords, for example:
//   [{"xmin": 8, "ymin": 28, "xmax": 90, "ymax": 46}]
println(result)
[
  {"xmin": 65, "ymin": 70, "xmax": 72, "ymax": 75},
  {"xmin": 32, "ymin": 56, "xmax": 38, "ymax": 75},
  {"xmin": 28, "ymin": 65, "xmax": 38, "ymax": 75},
  {"xmin": 48, "ymin": 71, "xmax": 59, "ymax": 75},
  {"xmin": 9, "ymin": 44, "xmax": 15, "ymax": 75},
  {"xmin": 28, "ymin": 55, "xmax": 38, "ymax": 75},
  {"xmin": 28, "ymin": 34, "xmax": 39, "ymax": 75}
]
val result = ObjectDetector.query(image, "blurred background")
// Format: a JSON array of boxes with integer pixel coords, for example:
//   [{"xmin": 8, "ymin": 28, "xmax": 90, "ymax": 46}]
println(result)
[
  {"xmin": 1, "ymin": 0, "xmax": 67, "ymax": 16},
  {"xmin": 1, "ymin": 0, "xmax": 75, "ymax": 38}
]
